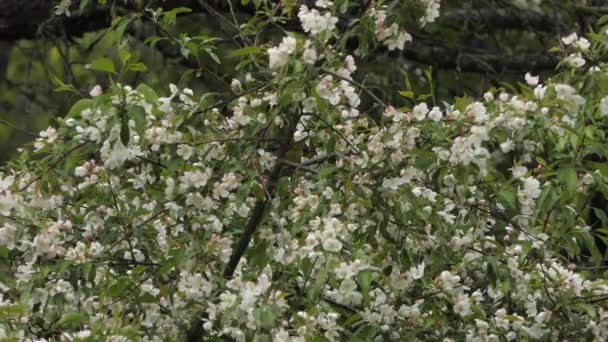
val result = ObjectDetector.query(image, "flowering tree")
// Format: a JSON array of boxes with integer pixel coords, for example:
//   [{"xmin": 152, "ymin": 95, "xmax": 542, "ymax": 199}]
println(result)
[{"xmin": 3, "ymin": 0, "xmax": 608, "ymax": 341}]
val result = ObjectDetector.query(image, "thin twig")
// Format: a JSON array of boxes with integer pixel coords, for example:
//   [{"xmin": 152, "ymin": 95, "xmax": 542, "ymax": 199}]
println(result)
[
  {"xmin": 278, "ymin": 158, "xmax": 318, "ymax": 174},
  {"xmin": 225, "ymin": 0, "xmax": 251, "ymax": 45},
  {"xmin": 0, "ymin": 118, "xmax": 37, "ymax": 137},
  {"xmin": 320, "ymin": 68, "xmax": 388, "ymax": 109},
  {"xmin": 311, "ymin": 113, "xmax": 361, "ymax": 155},
  {"xmin": 19, "ymin": 141, "xmax": 90, "ymax": 192}
]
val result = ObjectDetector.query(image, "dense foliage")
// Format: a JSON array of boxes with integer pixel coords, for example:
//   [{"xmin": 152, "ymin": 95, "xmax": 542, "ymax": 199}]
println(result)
[{"xmin": 3, "ymin": 0, "xmax": 608, "ymax": 341}]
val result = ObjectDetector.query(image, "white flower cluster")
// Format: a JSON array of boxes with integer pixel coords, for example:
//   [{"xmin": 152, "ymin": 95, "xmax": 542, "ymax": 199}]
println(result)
[
  {"xmin": 298, "ymin": 5, "xmax": 339, "ymax": 36},
  {"xmin": 3, "ymin": 3, "xmax": 608, "ymax": 341},
  {"xmin": 54, "ymin": 0, "xmax": 72, "ymax": 16},
  {"xmin": 420, "ymin": 0, "xmax": 441, "ymax": 26},
  {"xmin": 268, "ymin": 36, "xmax": 297, "ymax": 70},
  {"xmin": 34, "ymin": 127, "xmax": 58, "ymax": 152},
  {"xmin": 372, "ymin": 9, "xmax": 412, "ymax": 51},
  {"xmin": 561, "ymin": 32, "xmax": 591, "ymax": 68}
]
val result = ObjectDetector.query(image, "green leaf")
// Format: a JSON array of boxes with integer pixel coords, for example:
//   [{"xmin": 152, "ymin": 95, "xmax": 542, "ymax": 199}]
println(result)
[
  {"xmin": 338, "ymin": 0, "xmax": 350, "ymax": 13},
  {"xmin": 129, "ymin": 105, "xmax": 146, "ymax": 135},
  {"xmin": 67, "ymin": 99, "xmax": 93, "ymax": 118},
  {"xmin": 357, "ymin": 270, "xmax": 373, "ymax": 303},
  {"xmin": 319, "ymin": 166, "xmax": 338, "ymax": 179},
  {"xmin": 536, "ymin": 188, "xmax": 556, "ymax": 213},
  {"xmin": 253, "ymin": 306, "xmax": 277, "ymax": 329},
  {"xmin": 144, "ymin": 36, "xmax": 166, "ymax": 47},
  {"xmin": 486, "ymin": 257, "xmax": 498, "ymax": 288},
  {"xmin": 343, "ymin": 313, "xmax": 362, "ymax": 327},
  {"xmin": 248, "ymin": 241, "xmax": 270, "ymax": 269},
  {"xmin": 300, "ymin": 257, "xmax": 312, "ymax": 278},
  {"xmin": 404, "ymin": 73, "xmax": 412, "ymax": 91},
  {"xmin": 139, "ymin": 293, "xmax": 158, "ymax": 303},
  {"xmin": 89, "ymin": 57, "xmax": 116, "ymax": 73},
  {"xmin": 128, "ymin": 62, "xmax": 147, "ymax": 72},
  {"xmin": 229, "ymin": 47, "xmax": 263, "ymax": 58},
  {"xmin": 574, "ymin": 302, "xmax": 597, "ymax": 319},
  {"xmin": 119, "ymin": 49, "xmax": 132, "ymax": 66},
  {"xmin": 204, "ymin": 49, "xmax": 221, "ymax": 64},
  {"xmin": 580, "ymin": 231, "xmax": 601, "ymax": 260},
  {"xmin": 120, "ymin": 120, "xmax": 130, "ymax": 146},
  {"xmin": 352, "ymin": 325, "xmax": 378, "ymax": 342},
  {"xmin": 0, "ymin": 304, "xmax": 24, "ymax": 317},
  {"xmin": 496, "ymin": 188, "xmax": 516, "ymax": 209},
  {"xmin": 251, "ymin": 182, "xmax": 265, "ymax": 201},
  {"xmin": 80, "ymin": 0, "xmax": 92, "ymax": 10},
  {"xmin": 308, "ymin": 269, "xmax": 328, "ymax": 302},
  {"xmin": 57, "ymin": 312, "xmax": 87, "ymax": 327},
  {"xmin": 559, "ymin": 167, "xmax": 577, "ymax": 192},
  {"xmin": 162, "ymin": 7, "xmax": 192, "ymax": 26},
  {"xmin": 594, "ymin": 207, "xmax": 608, "ymax": 226},
  {"xmin": 136, "ymin": 84, "xmax": 158, "ymax": 102},
  {"xmin": 399, "ymin": 90, "xmax": 415, "ymax": 99},
  {"xmin": 117, "ymin": 325, "xmax": 142, "ymax": 339},
  {"xmin": 107, "ymin": 277, "xmax": 130, "ymax": 297},
  {"xmin": 49, "ymin": 73, "xmax": 79, "ymax": 93},
  {"xmin": 87, "ymin": 263, "xmax": 96, "ymax": 284}
]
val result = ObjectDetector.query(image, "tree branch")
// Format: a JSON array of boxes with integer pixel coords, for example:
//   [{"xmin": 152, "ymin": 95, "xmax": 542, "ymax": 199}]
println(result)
[{"xmin": 186, "ymin": 113, "xmax": 298, "ymax": 342}]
